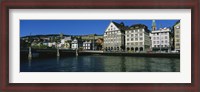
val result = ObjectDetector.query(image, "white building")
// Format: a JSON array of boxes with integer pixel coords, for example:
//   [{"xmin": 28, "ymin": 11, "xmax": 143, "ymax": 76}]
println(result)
[
  {"xmin": 60, "ymin": 36, "xmax": 72, "ymax": 49},
  {"xmin": 125, "ymin": 24, "xmax": 151, "ymax": 52},
  {"xmin": 71, "ymin": 39, "xmax": 78, "ymax": 50},
  {"xmin": 174, "ymin": 21, "xmax": 180, "ymax": 52},
  {"xmin": 83, "ymin": 40, "xmax": 93, "ymax": 50},
  {"xmin": 48, "ymin": 42, "xmax": 56, "ymax": 47},
  {"xmin": 150, "ymin": 27, "xmax": 172, "ymax": 52},
  {"xmin": 103, "ymin": 21, "xmax": 127, "ymax": 51}
]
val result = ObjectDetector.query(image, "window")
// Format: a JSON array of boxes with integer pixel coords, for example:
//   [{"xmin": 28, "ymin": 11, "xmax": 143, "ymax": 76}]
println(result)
[
  {"xmin": 140, "ymin": 38, "xmax": 143, "ymax": 40},
  {"xmin": 140, "ymin": 42, "xmax": 143, "ymax": 45},
  {"xmin": 154, "ymin": 37, "xmax": 156, "ymax": 40},
  {"xmin": 165, "ymin": 36, "xmax": 168, "ymax": 39},
  {"xmin": 157, "ymin": 41, "xmax": 159, "ymax": 44},
  {"xmin": 176, "ymin": 43, "xmax": 180, "ymax": 46},
  {"xmin": 127, "ymin": 43, "xmax": 130, "ymax": 45},
  {"xmin": 135, "ymin": 42, "xmax": 138, "ymax": 45},
  {"xmin": 127, "ymin": 39, "xmax": 129, "ymax": 41},
  {"xmin": 127, "ymin": 35, "xmax": 129, "ymax": 37},
  {"xmin": 131, "ymin": 43, "xmax": 134, "ymax": 45},
  {"xmin": 157, "ymin": 37, "xmax": 159, "ymax": 40},
  {"xmin": 153, "ymin": 41, "xmax": 156, "ymax": 44},
  {"xmin": 135, "ymin": 38, "xmax": 138, "ymax": 41},
  {"xmin": 165, "ymin": 40, "xmax": 168, "ymax": 43},
  {"xmin": 140, "ymin": 33, "xmax": 143, "ymax": 36},
  {"xmin": 131, "ymin": 38, "xmax": 133, "ymax": 41},
  {"xmin": 131, "ymin": 34, "xmax": 134, "ymax": 37}
]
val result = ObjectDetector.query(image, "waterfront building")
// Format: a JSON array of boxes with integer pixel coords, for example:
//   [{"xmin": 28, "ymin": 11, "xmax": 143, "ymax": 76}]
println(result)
[
  {"xmin": 83, "ymin": 40, "xmax": 93, "ymax": 50},
  {"xmin": 125, "ymin": 24, "xmax": 151, "ymax": 52},
  {"xmin": 150, "ymin": 20, "xmax": 173, "ymax": 52},
  {"xmin": 60, "ymin": 37, "xmax": 72, "ymax": 49},
  {"xmin": 103, "ymin": 21, "xmax": 127, "ymax": 51},
  {"xmin": 95, "ymin": 38, "xmax": 104, "ymax": 50},
  {"xmin": 48, "ymin": 42, "xmax": 56, "ymax": 48},
  {"xmin": 71, "ymin": 38, "xmax": 82, "ymax": 50},
  {"xmin": 174, "ymin": 21, "xmax": 180, "ymax": 52}
]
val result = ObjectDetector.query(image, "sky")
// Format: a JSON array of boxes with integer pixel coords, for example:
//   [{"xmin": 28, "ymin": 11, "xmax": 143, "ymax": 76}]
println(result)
[{"xmin": 20, "ymin": 20, "xmax": 179, "ymax": 37}]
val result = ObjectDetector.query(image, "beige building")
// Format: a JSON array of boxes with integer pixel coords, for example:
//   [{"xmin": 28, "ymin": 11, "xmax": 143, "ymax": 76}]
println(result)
[
  {"xmin": 174, "ymin": 21, "xmax": 180, "ymax": 52},
  {"xmin": 125, "ymin": 24, "xmax": 151, "ymax": 52},
  {"xmin": 103, "ymin": 21, "xmax": 127, "ymax": 51}
]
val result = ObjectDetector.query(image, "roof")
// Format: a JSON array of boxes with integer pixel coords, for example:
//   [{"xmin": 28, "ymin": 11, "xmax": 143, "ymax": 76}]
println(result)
[
  {"xmin": 127, "ymin": 24, "xmax": 150, "ymax": 33},
  {"xmin": 112, "ymin": 21, "xmax": 129, "ymax": 31}
]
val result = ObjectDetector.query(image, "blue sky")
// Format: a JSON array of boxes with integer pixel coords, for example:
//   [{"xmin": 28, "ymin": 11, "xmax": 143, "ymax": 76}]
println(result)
[{"xmin": 20, "ymin": 20, "xmax": 179, "ymax": 37}]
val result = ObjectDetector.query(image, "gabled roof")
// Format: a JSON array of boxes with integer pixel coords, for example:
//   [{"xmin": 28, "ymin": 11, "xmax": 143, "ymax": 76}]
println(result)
[{"xmin": 112, "ymin": 21, "xmax": 128, "ymax": 30}]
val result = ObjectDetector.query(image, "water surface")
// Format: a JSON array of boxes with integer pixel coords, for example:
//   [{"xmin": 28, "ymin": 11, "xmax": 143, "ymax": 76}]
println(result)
[{"xmin": 20, "ymin": 55, "xmax": 180, "ymax": 72}]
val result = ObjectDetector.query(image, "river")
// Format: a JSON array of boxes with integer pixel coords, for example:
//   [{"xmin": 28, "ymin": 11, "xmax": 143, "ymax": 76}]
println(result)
[{"xmin": 20, "ymin": 55, "xmax": 180, "ymax": 72}]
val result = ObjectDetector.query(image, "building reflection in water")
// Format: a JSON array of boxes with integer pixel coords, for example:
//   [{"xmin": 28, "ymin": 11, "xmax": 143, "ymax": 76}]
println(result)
[
  {"xmin": 21, "ymin": 55, "xmax": 180, "ymax": 72},
  {"xmin": 57, "ymin": 56, "xmax": 60, "ymax": 64},
  {"xmin": 28, "ymin": 57, "xmax": 32, "ymax": 70},
  {"xmin": 120, "ymin": 57, "xmax": 126, "ymax": 72}
]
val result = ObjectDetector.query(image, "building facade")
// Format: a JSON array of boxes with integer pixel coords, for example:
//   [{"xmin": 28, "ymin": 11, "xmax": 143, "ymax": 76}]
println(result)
[
  {"xmin": 174, "ymin": 21, "xmax": 180, "ymax": 52},
  {"xmin": 150, "ymin": 28, "xmax": 172, "ymax": 52},
  {"xmin": 95, "ymin": 38, "xmax": 104, "ymax": 50},
  {"xmin": 103, "ymin": 21, "xmax": 126, "ymax": 51},
  {"xmin": 125, "ymin": 24, "xmax": 151, "ymax": 52},
  {"xmin": 60, "ymin": 37, "xmax": 72, "ymax": 49},
  {"xmin": 71, "ymin": 38, "xmax": 81, "ymax": 50},
  {"xmin": 83, "ymin": 40, "xmax": 93, "ymax": 50}
]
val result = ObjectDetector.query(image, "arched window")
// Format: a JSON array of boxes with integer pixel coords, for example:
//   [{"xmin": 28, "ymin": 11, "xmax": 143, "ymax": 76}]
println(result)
[
  {"xmin": 127, "ymin": 47, "xmax": 130, "ymax": 51},
  {"xmin": 135, "ymin": 47, "xmax": 138, "ymax": 52},
  {"xmin": 131, "ymin": 47, "xmax": 134, "ymax": 51},
  {"xmin": 108, "ymin": 47, "xmax": 110, "ymax": 50},
  {"xmin": 140, "ymin": 47, "xmax": 143, "ymax": 51}
]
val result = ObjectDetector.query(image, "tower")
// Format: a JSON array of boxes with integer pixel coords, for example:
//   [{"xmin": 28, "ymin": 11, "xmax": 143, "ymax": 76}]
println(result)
[{"xmin": 152, "ymin": 20, "xmax": 157, "ymax": 31}]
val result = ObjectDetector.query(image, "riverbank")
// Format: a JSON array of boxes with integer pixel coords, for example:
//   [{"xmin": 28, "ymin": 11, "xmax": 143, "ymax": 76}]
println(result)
[
  {"xmin": 78, "ymin": 52, "xmax": 180, "ymax": 58},
  {"xmin": 20, "ymin": 49, "xmax": 180, "ymax": 60}
]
